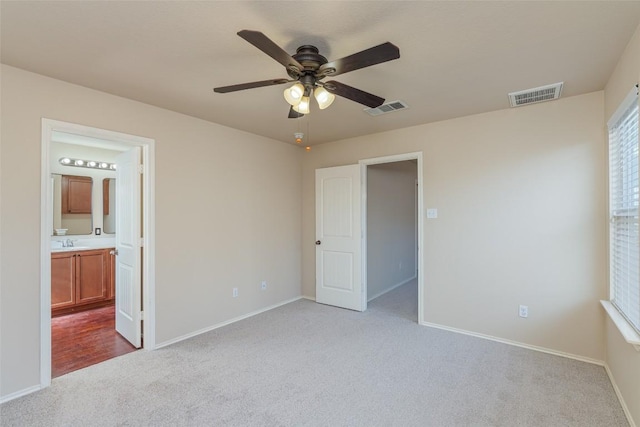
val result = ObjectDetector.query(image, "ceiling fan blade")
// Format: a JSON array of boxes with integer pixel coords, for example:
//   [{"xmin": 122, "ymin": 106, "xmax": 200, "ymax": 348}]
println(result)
[
  {"xmin": 213, "ymin": 78, "xmax": 290, "ymax": 93},
  {"xmin": 319, "ymin": 42, "xmax": 400, "ymax": 77},
  {"xmin": 323, "ymin": 80, "xmax": 385, "ymax": 108},
  {"xmin": 288, "ymin": 106, "xmax": 304, "ymax": 119},
  {"xmin": 238, "ymin": 30, "xmax": 304, "ymax": 72}
]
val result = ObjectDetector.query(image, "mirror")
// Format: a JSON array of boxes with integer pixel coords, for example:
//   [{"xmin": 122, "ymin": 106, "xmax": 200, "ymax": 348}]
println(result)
[
  {"xmin": 52, "ymin": 174, "xmax": 93, "ymax": 235},
  {"xmin": 50, "ymin": 138, "xmax": 120, "ymax": 237},
  {"xmin": 103, "ymin": 178, "xmax": 116, "ymax": 234}
]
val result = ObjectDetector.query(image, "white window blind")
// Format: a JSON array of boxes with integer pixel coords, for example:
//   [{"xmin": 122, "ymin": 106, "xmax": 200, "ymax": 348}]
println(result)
[{"xmin": 609, "ymin": 86, "xmax": 640, "ymax": 334}]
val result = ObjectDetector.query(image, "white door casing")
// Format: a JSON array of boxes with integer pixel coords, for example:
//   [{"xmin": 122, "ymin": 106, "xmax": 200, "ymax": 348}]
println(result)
[
  {"xmin": 40, "ymin": 118, "xmax": 155, "ymax": 390},
  {"xmin": 315, "ymin": 165, "xmax": 364, "ymax": 311},
  {"xmin": 115, "ymin": 147, "xmax": 142, "ymax": 347}
]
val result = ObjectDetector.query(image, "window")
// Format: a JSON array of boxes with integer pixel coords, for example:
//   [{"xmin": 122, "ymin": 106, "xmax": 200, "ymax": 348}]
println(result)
[{"xmin": 608, "ymin": 85, "xmax": 640, "ymax": 335}]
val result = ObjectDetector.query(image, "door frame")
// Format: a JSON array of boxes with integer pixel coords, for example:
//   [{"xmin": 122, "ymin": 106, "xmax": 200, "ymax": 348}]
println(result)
[
  {"xmin": 40, "ymin": 119, "xmax": 156, "ymax": 387},
  {"xmin": 360, "ymin": 152, "xmax": 424, "ymax": 323}
]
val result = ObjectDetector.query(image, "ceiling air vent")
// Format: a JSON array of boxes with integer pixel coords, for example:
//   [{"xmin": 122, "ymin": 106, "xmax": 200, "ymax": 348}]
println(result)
[
  {"xmin": 364, "ymin": 100, "xmax": 409, "ymax": 116},
  {"xmin": 508, "ymin": 82, "xmax": 563, "ymax": 107}
]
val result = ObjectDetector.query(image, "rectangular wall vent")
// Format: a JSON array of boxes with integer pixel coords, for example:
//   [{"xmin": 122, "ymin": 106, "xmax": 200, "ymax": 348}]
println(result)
[
  {"xmin": 364, "ymin": 100, "xmax": 409, "ymax": 116},
  {"xmin": 508, "ymin": 82, "xmax": 563, "ymax": 107}
]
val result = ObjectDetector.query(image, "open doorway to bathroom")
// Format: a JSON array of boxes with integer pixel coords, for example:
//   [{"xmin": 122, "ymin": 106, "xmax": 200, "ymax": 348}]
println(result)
[
  {"xmin": 40, "ymin": 119, "xmax": 156, "ymax": 386},
  {"xmin": 49, "ymin": 135, "xmax": 136, "ymax": 377}
]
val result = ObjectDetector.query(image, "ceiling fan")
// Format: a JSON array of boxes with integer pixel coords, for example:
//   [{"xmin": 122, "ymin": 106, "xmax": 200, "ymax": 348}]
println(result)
[{"xmin": 213, "ymin": 30, "xmax": 400, "ymax": 118}]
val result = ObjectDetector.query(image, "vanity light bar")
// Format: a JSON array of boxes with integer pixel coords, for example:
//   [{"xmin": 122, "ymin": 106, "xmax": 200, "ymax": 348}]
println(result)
[{"xmin": 59, "ymin": 157, "xmax": 116, "ymax": 170}]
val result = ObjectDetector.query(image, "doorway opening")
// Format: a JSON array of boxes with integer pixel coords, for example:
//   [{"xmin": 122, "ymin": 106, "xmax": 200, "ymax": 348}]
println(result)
[
  {"xmin": 364, "ymin": 160, "xmax": 419, "ymax": 321},
  {"xmin": 361, "ymin": 152, "xmax": 424, "ymax": 323},
  {"xmin": 48, "ymin": 137, "xmax": 135, "ymax": 377},
  {"xmin": 313, "ymin": 152, "xmax": 424, "ymax": 321},
  {"xmin": 40, "ymin": 119, "xmax": 156, "ymax": 387}
]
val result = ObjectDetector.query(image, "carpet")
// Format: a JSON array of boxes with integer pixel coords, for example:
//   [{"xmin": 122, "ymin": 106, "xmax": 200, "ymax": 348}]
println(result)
[{"xmin": 0, "ymin": 280, "xmax": 628, "ymax": 426}]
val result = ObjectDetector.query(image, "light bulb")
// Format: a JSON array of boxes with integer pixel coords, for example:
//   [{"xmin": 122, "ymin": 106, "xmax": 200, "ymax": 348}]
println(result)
[
  {"xmin": 60, "ymin": 158, "xmax": 71, "ymax": 164},
  {"xmin": 75, "ymin": 160, "xmax": 84, "ymax": 166},
  {"xmin": 314, "ymin": 87, "xmax": 335, "ymax": 109},
  {"xmin": 88, "ymin": 161, "xmax": 97, "ymax": 167},
  {"xmin": 284, "ymin": 83, "xmax": 304, "ymax": 106},
  {"xmin": 100, "ymin": 162, "xmax": 108, "ymax": 168},
  {"xmin": 293, "ymin": 96, "xmax": 310, "ymax": 114}
]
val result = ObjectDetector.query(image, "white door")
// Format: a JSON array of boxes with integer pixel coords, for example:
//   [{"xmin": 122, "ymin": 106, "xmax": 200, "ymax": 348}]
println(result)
[
  {"xmin": 315, "ymin": 165, "xmax": 364, "ymax": 311},
  {"xmin": 115, "ymin": 147, "xmax": 142, "ymax": 347}
]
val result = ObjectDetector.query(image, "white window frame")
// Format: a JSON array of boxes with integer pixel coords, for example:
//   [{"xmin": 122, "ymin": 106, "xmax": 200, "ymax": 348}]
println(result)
[{"xmin": 603, "ymin": 84, "xmax": 640, "ymax": 350}]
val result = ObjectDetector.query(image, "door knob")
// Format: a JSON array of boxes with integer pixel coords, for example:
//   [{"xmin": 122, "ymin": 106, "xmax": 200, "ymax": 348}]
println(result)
[
  {"xmin": 110, "ymin": 249, "xmax": 118, "ymax": 256},
  {"xmin": 315, "ymin": 240, "xmax": 321, "ymax": 245}
]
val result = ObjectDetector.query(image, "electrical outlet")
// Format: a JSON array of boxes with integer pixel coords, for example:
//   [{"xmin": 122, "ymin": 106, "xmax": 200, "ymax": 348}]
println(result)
[
  {"xmin": 261, "ymin": 281, "xmax": 267, "ymax": 290},
  {"xmin": 519, "ymin": 305, "xmax": 528, "ymax": 318},
  {"xmin": 233, "ymin": 287, "xmax": 238, "ymax": 298}
]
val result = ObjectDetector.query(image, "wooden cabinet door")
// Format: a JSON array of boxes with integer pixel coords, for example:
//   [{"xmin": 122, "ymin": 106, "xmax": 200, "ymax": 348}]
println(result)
[
  {"xmin": 62, "ymin": 175, "xmax": 92, "ymax": 214},
  {"xmin": 75, "ymin": 249, "xmax": 107, "ymax": 304},
  {"xmin": 51, "ymin": 252, "xmax": 76, "ymax": 309}
]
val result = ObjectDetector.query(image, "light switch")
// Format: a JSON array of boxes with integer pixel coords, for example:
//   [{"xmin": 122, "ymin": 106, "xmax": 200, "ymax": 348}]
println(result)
[{"xmin": 427, "ymin": 208, "xmax": 438, "ymax": 219}]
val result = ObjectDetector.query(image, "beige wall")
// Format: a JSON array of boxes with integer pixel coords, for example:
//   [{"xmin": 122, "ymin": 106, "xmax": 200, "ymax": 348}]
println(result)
[
  {"xmin": 0, "ymin": 65, "xmax": 303, "ymax": 398},
  {"xmin": 603, "ymin": 22, "xmax": 640, "ymax": 427},
  {"xmin": 367, "ymin": 161, "xmax": 417, "ymax": 300},
  {"xmin": 302, "ymin": 91, "xmax": 607, "ymax": 361}
]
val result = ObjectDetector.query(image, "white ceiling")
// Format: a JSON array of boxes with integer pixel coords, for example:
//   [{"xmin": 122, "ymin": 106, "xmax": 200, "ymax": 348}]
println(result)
[{"xmin": 2, "ymin": 1, "xmax": 640, "ymax": 146}]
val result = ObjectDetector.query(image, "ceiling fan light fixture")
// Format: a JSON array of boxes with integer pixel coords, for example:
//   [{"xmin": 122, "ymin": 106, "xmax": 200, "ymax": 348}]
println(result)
[
  {"xmin": 314, "ymin": 86, "xmax": 335, "ymax": 109},
  {"xmin": 284, "ymin": 83, "xmax": 304, "ymax": 106},
  {"xmin": 293, "ymin": 96, "xmax": 311, "ymax": 114},
  {"xmin": 212, "ymin": 31, "xmax": 401, "ymax": 119}
]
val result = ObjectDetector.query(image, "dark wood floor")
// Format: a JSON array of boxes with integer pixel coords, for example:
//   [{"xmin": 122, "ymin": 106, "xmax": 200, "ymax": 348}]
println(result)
[{"xmin": 52, "ymin": 305, "xmax": 137, "ymax": 378}]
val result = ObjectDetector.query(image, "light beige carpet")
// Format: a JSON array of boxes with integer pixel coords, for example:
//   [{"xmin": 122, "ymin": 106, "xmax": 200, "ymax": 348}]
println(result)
[{"xmin": 0, "ymin": 280, "xmax": 628, "ymax": 426}]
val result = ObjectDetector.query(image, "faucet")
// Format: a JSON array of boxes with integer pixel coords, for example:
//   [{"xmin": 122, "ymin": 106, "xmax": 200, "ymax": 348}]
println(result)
[{"xmin": 63, "ymin": 239, "xmax": 74, "ymax": 248}]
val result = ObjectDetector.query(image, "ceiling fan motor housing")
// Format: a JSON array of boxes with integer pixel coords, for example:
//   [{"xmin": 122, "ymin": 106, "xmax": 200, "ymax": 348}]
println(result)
[
  {"xmin": 288, "ymin": 45, "xmax": 330, "ymax": 89},
  {"xmin": 293, "ymin": 45, "xmax": 327, "ymax": 70}
]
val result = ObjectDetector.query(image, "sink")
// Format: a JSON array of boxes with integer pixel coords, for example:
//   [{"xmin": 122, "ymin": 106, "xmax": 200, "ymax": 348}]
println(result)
[{"xmin": 51, "ymin": 246, "xmax": 91, "ymax": 252}]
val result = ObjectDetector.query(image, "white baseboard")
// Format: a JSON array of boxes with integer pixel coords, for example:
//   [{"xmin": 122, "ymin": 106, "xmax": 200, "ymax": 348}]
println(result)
[
  {"xmin": 300, "ymin": 295, "xmax": 315, "ymax": 302},
  {"xmin": 0, "ymin": 385, "xmax": 43, "ymax": 404},
  {"xmin": 604, "ymin": 363, "xmax": 637, "ymax": 427},
  {"xmin": 420, "ymin": 321, "xmax": 605, "ymax": 366},
  {"xmin": 155, "ymin": 296, "xmax": 303, "ymax": 349},
  {"xmin": 367, "ymin": 275, "xmax": 416, "ymax": 302}
]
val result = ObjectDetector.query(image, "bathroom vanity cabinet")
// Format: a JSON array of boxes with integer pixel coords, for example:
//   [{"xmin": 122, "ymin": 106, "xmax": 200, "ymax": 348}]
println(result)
[{"xmin": 51, "ymin": 248, "xmax": 115, "ymax": 316}]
